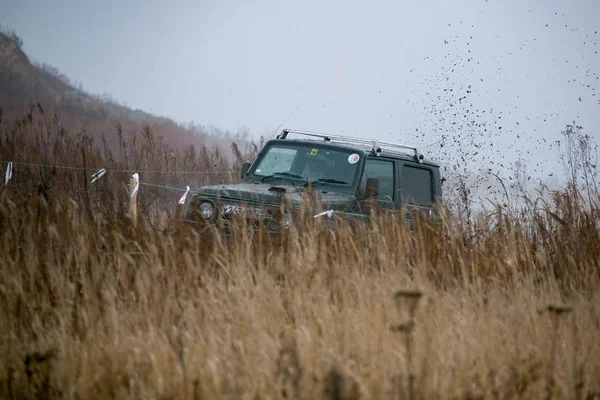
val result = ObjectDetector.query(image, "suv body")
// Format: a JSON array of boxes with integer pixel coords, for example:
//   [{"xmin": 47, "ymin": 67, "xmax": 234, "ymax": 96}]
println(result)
[{"xmin": 185, "ymin": 129, "xmax": 442, "ymax": 232}]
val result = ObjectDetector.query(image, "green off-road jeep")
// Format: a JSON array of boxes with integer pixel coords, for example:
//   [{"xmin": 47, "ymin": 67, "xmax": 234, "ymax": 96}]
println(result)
[{"xmin": 185, "ymin": 129, "xmax": 443, "ymax": 232}]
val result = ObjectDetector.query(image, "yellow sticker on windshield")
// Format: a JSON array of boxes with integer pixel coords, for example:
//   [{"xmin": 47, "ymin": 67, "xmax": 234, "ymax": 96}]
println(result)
[{"xmin": 310, "ymin": 148, "xmax": 318, "ymax": 155}]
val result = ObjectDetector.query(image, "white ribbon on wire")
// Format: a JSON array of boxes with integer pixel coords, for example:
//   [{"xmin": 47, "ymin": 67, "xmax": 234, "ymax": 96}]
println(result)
[
  {"xmin": 90, "ymin": 168, "xmax": 106, "ymax": 184},
  {"xmin": 131, "ymin": 173, "xmax": 139, "ymax": 198},
  {"xmin": 314, "ymin": 209, "xmax": 334, "ymax": 218},
  {"xmin": 178, "ymin": 186, "xmax": 190, "ymax": 205},
  {"xmin": 5, "ymin": 162, "xmax": 13, "ymax": 186}
]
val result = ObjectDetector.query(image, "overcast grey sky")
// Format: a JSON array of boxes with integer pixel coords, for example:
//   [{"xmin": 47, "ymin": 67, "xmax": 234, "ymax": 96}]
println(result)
[{"xmin": 1, "ymin": 0, "xmax": 599, "ymax": 181}]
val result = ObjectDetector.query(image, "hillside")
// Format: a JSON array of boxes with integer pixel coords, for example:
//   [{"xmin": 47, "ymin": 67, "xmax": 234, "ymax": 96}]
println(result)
[{"xmin": 0, "ymin": 29, "xmax": 243, "ymax": 154}]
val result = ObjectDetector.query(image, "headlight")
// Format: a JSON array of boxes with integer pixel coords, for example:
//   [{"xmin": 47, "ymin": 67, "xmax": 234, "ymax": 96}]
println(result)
[{"xmin": 200, "ymin": 202, "xmax": 214, "ymax": 219}]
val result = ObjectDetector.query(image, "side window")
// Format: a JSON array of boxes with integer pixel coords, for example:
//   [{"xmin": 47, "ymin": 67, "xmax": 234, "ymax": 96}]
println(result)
[
  {"xmin": 399, "ymin": 165, "xmax": 433, "ymax": 206},
  {"xmin": 359, "ymin": 159, "xmax": 395, "ymax": 201}
]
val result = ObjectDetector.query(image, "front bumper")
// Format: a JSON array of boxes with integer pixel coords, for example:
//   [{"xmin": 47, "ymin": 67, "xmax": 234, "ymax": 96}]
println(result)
[{"xmin": 184, "ymin": 197, "xmax": 292, "ymax": 234}]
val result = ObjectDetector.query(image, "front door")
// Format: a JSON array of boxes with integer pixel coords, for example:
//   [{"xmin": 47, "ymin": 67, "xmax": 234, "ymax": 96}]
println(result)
[{"xmin": 357, "ymin": 157, "xmax": 396, "ymax": 212}]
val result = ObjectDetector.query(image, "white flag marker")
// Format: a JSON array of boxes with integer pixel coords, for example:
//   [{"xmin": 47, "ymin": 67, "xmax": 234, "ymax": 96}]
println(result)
[
  {"xmin": 130, "ymin": 173, "xmax": 139, "ymax": 198},
  {"xmin": 178, "ymin": 186, "xmax": 191, "ymax": 204},
  {"xmin": 5, "ymin": 161, "xmax": 13, "ymax": 185},
  {"xmin": 314, "ymin": 209, "xmax": 334, "ymax": 218},
  {"xmin": 90, "ymin": 168, "xmax": 106, "ymax": 184}
]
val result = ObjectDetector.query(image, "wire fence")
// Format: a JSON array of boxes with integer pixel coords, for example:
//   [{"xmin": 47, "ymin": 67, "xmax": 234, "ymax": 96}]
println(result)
[
  {"xmin": 2, "ymin": 159, "xmax": 238, "ymax": 211},
  {"xmin": 1, "ymin": 160, "xmax": 232, "ymax": 175}
]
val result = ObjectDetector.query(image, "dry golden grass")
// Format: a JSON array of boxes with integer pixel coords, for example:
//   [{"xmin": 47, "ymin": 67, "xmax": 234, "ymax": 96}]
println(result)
[{"xmin": 1, "ymin": 110, "xmax": 599, "ymax": 399}]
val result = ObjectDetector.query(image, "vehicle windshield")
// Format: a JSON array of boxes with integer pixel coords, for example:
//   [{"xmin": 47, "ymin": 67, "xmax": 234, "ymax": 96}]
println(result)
[{"xmin": 251, "ymin": 143, "xmax": 361, "ymax": 185}]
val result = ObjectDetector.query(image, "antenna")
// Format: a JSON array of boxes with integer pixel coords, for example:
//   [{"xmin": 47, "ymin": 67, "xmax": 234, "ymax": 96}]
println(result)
[
  {"xmin": 268, "ymin": 105, "xmax": 300, "ymax": 141},
  {"xmin": 268, "ymin": 86, "xmax": 318, "ymax": 140}
]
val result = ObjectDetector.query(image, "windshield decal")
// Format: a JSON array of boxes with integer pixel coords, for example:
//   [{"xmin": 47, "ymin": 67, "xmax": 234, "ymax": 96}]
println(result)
[
  {"xmin": 310, "ymin": 148, "xmax": 318, "ymax": 155},
  {"xmin": 348, "ymin": 153, "xmax": 360, "ymax": 164}
]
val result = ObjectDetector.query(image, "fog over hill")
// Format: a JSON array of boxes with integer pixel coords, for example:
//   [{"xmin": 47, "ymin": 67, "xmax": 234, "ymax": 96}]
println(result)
[{"xmin": 0, "ymin": 28, "xmax": 246, "ymax": 157}]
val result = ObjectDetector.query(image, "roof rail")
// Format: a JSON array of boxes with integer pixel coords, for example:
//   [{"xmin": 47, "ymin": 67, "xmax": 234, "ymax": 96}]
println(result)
[{"xmin": 276, "ymin": 129, "xmax": 423, "ymax": 162}]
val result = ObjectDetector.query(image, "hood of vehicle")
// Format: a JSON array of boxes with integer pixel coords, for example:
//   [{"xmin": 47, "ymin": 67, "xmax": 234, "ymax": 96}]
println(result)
[{"xmin": 193, "ymin": 182, "xmax": 356, "ymax": 211}]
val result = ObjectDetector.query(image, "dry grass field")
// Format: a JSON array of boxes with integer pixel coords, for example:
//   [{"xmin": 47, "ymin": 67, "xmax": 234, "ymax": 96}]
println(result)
[{"xmin": 1, "ymin": 109, "xmax": 599, "ymax": 399}]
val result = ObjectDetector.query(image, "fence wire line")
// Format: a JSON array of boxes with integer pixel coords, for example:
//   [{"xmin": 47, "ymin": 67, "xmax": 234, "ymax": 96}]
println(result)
[
  {"xmin": 3, "ymin": 160, "xmax": 237, "ymax": 193},
  {"xmin": 139, "ymin": 182, "xmax": 189, "ymax": 192},
  {"xmin": 0, "ymin": 160, "xmax": 234, "ymax": 175}
]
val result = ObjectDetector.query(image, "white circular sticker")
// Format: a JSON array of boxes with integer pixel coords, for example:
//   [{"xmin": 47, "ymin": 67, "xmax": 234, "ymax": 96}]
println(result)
[{"xmin": 348, "ymin": 153, "xmax": 360, "ymax": 164}]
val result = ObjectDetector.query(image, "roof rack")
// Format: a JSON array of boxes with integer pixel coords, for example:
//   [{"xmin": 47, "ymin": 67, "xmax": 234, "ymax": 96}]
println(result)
[{"xmin": 276, "ymin": 129, "xmax": 424, "ymax": 162}]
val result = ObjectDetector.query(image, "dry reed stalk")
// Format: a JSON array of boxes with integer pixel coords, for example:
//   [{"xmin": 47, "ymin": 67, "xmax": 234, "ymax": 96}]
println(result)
[
  {"xmin": 1, "ymin": 111, "xmax": 600, "ymax": 399},
  {"xmin": 391, "ymin": 289, "xmax": 423, "ymax": 400}
]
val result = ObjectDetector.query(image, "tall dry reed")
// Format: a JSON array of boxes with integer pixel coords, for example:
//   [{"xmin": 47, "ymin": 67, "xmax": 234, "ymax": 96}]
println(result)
[{"xmin": 0, "ymin": 110, "xmax": 599, "ymax": 399}]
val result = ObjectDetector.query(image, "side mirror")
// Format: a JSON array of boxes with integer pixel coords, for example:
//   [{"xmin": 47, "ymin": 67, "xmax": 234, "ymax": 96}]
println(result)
[
  {"xmin": 365, "ymin": 177, "xmax": 379, "ymax": 199},
  {"xmin": 240, "ymin": 162, "xmax": 251, "ymax": 179}
]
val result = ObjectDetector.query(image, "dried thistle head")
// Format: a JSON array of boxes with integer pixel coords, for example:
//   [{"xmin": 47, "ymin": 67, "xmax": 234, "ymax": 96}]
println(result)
[
  {"xmin": 545, "ymin": 303, "xmax": 572, "ymax": 316},
  {"xmin": 390, "ymin": 321, "xmax": 416, "ymax": 333},
  {"xmin": 394, "ymin": 289, "xmax": 423, "ymax": 319}
]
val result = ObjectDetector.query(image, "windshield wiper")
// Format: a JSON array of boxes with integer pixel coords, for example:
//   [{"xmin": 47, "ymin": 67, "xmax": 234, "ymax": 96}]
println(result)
[
  {"xmin": 304, "ymin": 178, "xmax": 349, "ymax": 187},
  {"xmin": 261, "ymin": 172, "xmax": 304, "ymax": 182}
]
